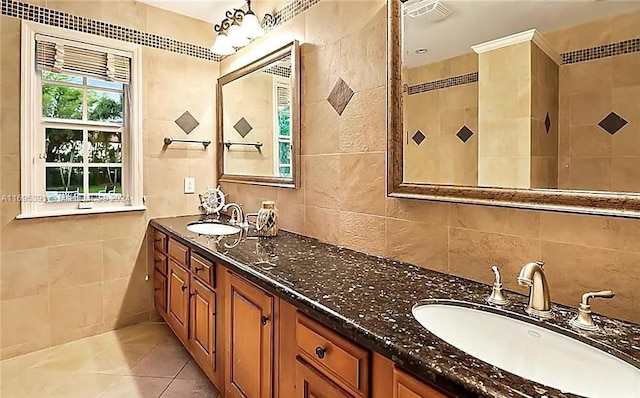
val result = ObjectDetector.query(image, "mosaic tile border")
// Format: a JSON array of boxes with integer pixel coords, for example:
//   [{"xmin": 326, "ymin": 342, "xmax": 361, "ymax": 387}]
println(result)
[
  {"xmin": 263, "ymin": 64, "xmax": 291, "ymax": 78},
  {"xmin": 1, "ymin": 0, "xmax": 224, "ymax": 61},
  {"xmin": 266, "ymin": 0, "xmax": 320, "ymax": 32},
  {"xmin": 408, "ymin": 36, "xmax": 640, "ymax": 94},
  {"xmin": 561, "ymin": 37, "xmax": 640, "ymax": 65},
  {"xmin": 408, "ymin": 72, "xmax": 478, "ymax": 95}
]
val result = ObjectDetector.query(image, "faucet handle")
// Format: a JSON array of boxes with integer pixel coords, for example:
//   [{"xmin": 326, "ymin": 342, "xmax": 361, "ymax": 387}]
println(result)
[
  {"xmin": 490, "ymin": 265, "xmax": 502, "ymax": 284},
  {"xmin": 569, "ymin": 290, "xmax": 615, "ymax": 331},
  {"xmin": 580, "ymin": 290, "xmax": 614, "ymax": 306},
  {"xmin": 486, "ymin": 265, "xmax": 509, "ymax": 306}
]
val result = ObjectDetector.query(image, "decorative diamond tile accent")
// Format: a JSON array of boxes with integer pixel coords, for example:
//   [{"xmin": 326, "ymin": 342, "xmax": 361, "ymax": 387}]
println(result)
[
  {"xmin": 545, "ymin": 113, "xmax": 551, "ymax": 134},
  {"xmin": 412, "ymin": 130, "xmax": 425, "ymax": 145},
  {"xmin": 174, "ymin": 111, "xmax": 199, "ymax": 134},
  {"xmin": 327, "ymin": 78, "xmax": 354, "ymax": 116},
  {"xmin": 598, "ymin": 112, "xmax": 628, "ymax": 135},
  {"xmin": 456, "ymin": 126, "xmax": 474, "ymax": 143},
  {"xmin": 234, "ymin": 117, "xmax": 253, "ymax": 138}
]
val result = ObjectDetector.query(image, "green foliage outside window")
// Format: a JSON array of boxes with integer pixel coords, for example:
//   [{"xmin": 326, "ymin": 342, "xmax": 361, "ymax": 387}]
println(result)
[{"xmin": 42, "ymin": 72, "xmax": 124, "ymax": 194}]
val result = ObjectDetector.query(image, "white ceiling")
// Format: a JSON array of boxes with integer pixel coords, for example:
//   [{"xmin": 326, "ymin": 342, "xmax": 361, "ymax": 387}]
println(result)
[
  {"xmin": 404, "ymin": 0, "xmax": 640, "ymax": 68},
  {"xmin": 136, "ymin": 0, "xmax": 246, "ymax": 24}
]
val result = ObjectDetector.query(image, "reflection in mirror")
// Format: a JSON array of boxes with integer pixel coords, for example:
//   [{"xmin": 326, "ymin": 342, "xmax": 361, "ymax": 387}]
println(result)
[
  {"xmin": 219, "ymin": 42, "xmax": 299, "ymax": 187},
  {"xmin": 402, "ymin": 1, "xmax": 640, "ymax": 193}
]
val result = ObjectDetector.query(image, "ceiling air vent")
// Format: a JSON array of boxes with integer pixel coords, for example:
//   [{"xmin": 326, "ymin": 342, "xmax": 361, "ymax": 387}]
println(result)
[{"xmin": 403, "ymin": 0, "xmax": 451, "ymax": 21}]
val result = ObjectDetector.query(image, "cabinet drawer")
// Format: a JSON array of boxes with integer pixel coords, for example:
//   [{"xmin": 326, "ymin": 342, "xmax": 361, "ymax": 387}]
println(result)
[
  {"xmin": 191, "ymin": 253, "xmax": 215, "ymax": 288},
  {"xmin": 153, "ymin": 250, "xmax": 168, "ymax": 275},
  {"xmin": 168, "ymin": 238, "xmax": 189, "ymax": 267},
  {"xmin": 296, "ymin": 314, "xmax": 369, "ymax": 397},
  {"xmin": 153, "ymin": 230, "xmax": 167, "ymax": 253}
]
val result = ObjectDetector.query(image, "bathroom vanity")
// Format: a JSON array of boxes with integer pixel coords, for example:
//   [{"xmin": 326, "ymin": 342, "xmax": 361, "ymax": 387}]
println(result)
[{"xmin": 149, "ymin": 215, "xmax": 640, "ymax": 398}]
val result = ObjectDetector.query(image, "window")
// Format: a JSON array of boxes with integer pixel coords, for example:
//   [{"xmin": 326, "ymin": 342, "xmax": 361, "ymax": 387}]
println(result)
[
  {"xmin": 19, "ymin": 21, "xmax": 143, "ymax": 218},
  {"xmin": 274, "ymin": 77, "xmax": 292, "ymax": 178}
]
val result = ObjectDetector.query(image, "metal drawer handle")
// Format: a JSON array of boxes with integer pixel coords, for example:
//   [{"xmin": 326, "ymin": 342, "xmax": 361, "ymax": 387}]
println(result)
[
  {"xmin": 194, "ymin": 267, "xmax": 203, "ymax": 273},
  {"xmin": 154, "ymin": 288, "xmax": 160, "ymax": 292},
  {"xmin": 261, "ymin": 315, "xmax": 269, "ymax": 325},
  {"xmin": 154, "ymin": 238, "xmax": 162, "ymax": 242},
  {"xmin": 154, "ymin": 259, "xmax": 163, "ymax": 263},
  {"xmin": 315, "ymin": 346, "xmax": 326, "ymax": 359},
  {"xmin": 190, "ymin": 292, "xmax": 195, "ymax": 298},
  {"xmin": 181, "ymin": 285, "xmax": 188, "ymax": 291}
]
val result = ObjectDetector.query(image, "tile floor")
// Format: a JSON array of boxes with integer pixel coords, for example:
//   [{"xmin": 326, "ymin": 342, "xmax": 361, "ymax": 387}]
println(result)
[{"xmin": 0, "ymin": 322, "xmax": 220, "ymax": 397}]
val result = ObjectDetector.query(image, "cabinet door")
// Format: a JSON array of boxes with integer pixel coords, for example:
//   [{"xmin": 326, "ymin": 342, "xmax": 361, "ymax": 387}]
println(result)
[
  {"xmin": 296, "ymin": 359, "xmax": 354, "ymax": 398},
  {"xmin": 190, "ymin": 277, "xmax": 218, "ymax": 383},
  {"xmin": 167, "ymin": 260, "xmax": 189, "ymax": 341},
  {"xmin": 153, "ymin": 270, "xmax": 167, "ymax": 315},
  {"xmin": 393, "ymin": 368, "xmax": 449, "ymax": 398},
  {"xmin": 226, "ymin": 272, "xmax": 274, "ymax": 398}
]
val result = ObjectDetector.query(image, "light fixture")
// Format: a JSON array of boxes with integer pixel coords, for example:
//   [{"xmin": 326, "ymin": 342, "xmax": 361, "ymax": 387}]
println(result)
[
  {"xmin": 210, "ymin": 0, "xmax": 279, "ymax": 56},
  {"xmin": 211, "ymin": 21, "xmax": 236, "ymax": 55}
]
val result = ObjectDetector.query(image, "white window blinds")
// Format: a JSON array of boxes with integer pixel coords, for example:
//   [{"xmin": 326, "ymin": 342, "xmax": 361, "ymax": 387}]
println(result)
[
  {"xmin": 35, "ymin": 34, "xmax": 131, "ymax": 83},
  {"xmin": 276, "ymin": 84, "xmax": 290, "ymax": 107}
]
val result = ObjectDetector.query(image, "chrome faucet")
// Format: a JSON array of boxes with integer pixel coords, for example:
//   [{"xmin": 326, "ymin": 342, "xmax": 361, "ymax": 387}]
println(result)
[
  {"xmin": 517, "ymin": 261, "xmax": 553, "ymax": 319},
  {"xmin": 222, "ymin": 203, "xmax": 244, "ymax": 226}
]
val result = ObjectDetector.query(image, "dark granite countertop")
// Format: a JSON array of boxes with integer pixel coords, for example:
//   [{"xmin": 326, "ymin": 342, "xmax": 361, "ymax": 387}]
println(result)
[{"xmin": 150, "ymin": 215, "xmax": 640, "ymax": 398}]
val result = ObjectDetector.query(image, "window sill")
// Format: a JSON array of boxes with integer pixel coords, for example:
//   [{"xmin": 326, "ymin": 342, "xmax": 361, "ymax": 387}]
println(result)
[{"xmin": 16, "ymin": 205, "xmax": 146, "ymax": 219}]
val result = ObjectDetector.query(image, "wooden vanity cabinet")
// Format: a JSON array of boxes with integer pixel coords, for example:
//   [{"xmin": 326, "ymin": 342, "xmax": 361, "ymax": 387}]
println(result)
[
  {"xmin": 225, "ymin": 272, "xmax": 274, "ymax": 398},
  {"xmin": 151, "ymin": 227, "xmax": 454, "ymax": 398},
  {"xmin": 167, "ymin": 259, "xmax": 190, "ymax": 341},
  {"xmin": 296, "ymin": 358, "xmax": 355, "ymax": 398},
  {"xmin": 153, "ymin": 270, "xmax": 167, "ymax": 315}
]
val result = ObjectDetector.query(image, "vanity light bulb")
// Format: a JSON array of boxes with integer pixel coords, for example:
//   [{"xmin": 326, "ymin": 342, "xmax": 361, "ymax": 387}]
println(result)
[
  {"xmin": 242, "ymin": 12, "xmax": 264, "ymax": 39},
  {"xmin": 211, "ymin": 33, "xmax": 236, "ymax": 56},
  {"xmin": 227, "ymin": 23, "xmax": 250, "ymax": 47}
]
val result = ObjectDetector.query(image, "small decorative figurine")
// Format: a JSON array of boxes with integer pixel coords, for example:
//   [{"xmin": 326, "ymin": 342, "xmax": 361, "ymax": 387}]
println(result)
[
  {"xmin": 256, "ymin": 201, "xmax": 278, "ymax": 237},
  {"xmin": 198, "ymin": 186, "xmax": 226, "ymax": 215}
]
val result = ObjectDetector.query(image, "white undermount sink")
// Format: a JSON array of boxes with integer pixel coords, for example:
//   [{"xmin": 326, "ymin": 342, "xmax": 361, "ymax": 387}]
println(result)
[
  {"xmin": 412, "ymin": 300, "xmax": 640, "ymax": 398},
  {"xmin": 186, "ymin": 222, "xmax": 241, "ymax": 236}
]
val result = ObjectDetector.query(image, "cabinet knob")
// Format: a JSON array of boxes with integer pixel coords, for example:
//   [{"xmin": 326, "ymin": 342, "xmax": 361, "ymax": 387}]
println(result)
[
  {"xmin": 261, "ymin": 315, "xmax": 269, "ymax": 325},
  {"xmin": 194, "ymin": 267, "xmax": 203, "ymax": 273},
  {"xmin": 154, "ymin": 238, "xmax": 162, "ymax": 242},
  {"xmin": 315, "ymin": 346, "xmax": 326, "ymax": 359},
  {"xmin": 181, "ymin": 285, "xmax": 188, "ymax": 291},
  {"xmin": 154, "ymin": 287, "xmax": 160, "ymax": 292},
  {"xmin": 189, "ymin": 292, "xmax": 195, "ymax": 298},
  {"xmin": 154, "ymin": 259, "xmax": 162, "ymax": 264}
]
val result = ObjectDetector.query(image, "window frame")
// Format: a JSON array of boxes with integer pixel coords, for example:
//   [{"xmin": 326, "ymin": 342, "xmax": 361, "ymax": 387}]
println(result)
[
  {"xmin": 272, "ymin": 76, "xmax": 292, "ymax": 178},
  {"xmin": 19, "ymin": 21, "xmax": 144, "ymax": 219}
]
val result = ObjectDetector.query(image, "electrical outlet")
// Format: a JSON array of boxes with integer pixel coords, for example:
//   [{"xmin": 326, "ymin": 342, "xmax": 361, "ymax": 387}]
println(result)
[{"xmin": 184, "ymin": 177, "xmax": 195, "ymax": 194}]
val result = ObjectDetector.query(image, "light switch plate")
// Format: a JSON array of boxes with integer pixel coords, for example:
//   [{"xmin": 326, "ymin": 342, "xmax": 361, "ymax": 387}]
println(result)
[{"xmin": 184, "ymin": 177, "xmax": 195, "ymax": 194}]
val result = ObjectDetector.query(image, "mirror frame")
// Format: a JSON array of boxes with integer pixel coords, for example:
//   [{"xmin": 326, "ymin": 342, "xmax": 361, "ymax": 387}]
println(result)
[
  {"xmin": 217, "ymin": 40, "xmax": 301, "ymax": 189},
  {"xmin": 387, "ymin": 0, "xmax": 640, "ymax": 218}
]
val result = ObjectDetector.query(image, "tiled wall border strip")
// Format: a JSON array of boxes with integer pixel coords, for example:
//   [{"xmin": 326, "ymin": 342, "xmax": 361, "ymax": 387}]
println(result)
[
  {"xmin": 561, "ymin": 37, "xmax": 640, "ymax": 65},
  {"xmin": 266, "ymin": 0, "xmax": 321, "ymax": 32},
  {"xmin": 408, "ymin": 37, "xmax": 640, "ymax": 94},
  {"xmin": 1, "ymin": 0, "xmax": 224, "ymax": 61},
  {"xmin": 407, "ymin": 72, "xmax": 478, "ymax": 95}
]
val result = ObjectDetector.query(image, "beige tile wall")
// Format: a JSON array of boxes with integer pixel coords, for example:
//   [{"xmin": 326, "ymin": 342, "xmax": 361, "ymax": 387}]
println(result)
[
  {"xmin": 546, "ymin": 11, "xmax": 640, "ymax": 192},
  {"xmin": 477, "ymin": 41, "xmax": 534, "ymax": 188},
  {"xmin": 221, "ymin": 0, "xmax": 640, "ymax": 324},
  {"xmin": 0, "ymin": 1, "xmax": 218, "ymax": 359},
  {"xmin": 530, "ymin": 43, "xmax": 559, "ymax": 189},
  {"xmin": 404, "ymin": 54, "xmax": 478, "ymax": 185},
  {"xmin": 223, "ymin": 71, "xmax": 276, "ymax": 176}
]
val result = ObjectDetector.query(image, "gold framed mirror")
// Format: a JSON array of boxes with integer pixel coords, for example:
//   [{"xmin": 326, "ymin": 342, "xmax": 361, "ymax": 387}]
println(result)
[
  {"xmin": 387, "ymin": 0, "xmax": 640, "ymax": 218},
  {"xmin": 217, "ymin": 41, "xmax": 300, "ymax": 188}
]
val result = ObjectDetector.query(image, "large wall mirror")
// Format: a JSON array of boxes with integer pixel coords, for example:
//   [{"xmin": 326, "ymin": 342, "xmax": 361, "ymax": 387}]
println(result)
[
  {"xmin": 217, "ymin": 41, "xmax": 300, "ymax": 188},
  {"xmin": 388, "ymin": 0, "xmax": 640, "ymax": 217}
]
